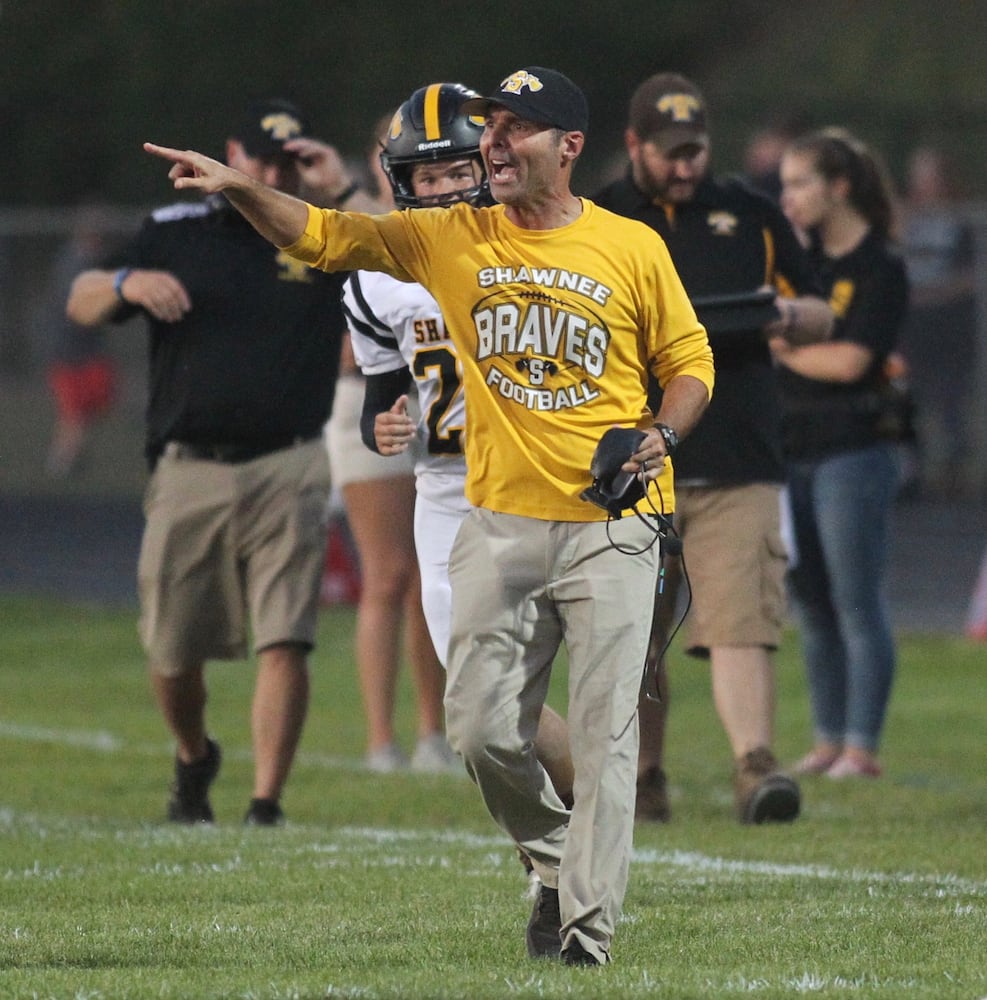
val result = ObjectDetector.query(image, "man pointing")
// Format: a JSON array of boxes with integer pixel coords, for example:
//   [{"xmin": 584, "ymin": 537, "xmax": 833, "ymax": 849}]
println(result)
[{"xmin": 147, "ymin": 66, "xmax": 714, "ymax": 966}]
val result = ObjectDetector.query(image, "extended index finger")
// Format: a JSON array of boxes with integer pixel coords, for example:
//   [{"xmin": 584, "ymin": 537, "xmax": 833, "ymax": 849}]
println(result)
[{"xmin": 143, "ymin": 141, "xmax": 188, "ymax": 164}]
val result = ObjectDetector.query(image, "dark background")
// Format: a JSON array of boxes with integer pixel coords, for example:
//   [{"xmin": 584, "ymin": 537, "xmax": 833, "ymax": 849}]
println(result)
[{"xmin": 3, "ymin": 0, "xmax": 986, "ymax": 206}]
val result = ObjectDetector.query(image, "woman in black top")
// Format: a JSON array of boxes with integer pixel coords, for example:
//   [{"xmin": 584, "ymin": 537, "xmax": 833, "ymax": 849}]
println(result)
[{"xmin": 772, "ymin": 128, "xmax": 908, "ymax": 780}]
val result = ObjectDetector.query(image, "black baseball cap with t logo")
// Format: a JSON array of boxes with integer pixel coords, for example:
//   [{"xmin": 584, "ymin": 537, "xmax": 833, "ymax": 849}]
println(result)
[
  {"xmin": 628, "ymin": 72, "xmax": 709, "ymax": 153},
  {"xmin": 232, "ymin": 98, "xmax": 310, "ymax": 161},
  {"xmin": 461, "ymin": 67, "xmax": 589, "ymax": 133}
]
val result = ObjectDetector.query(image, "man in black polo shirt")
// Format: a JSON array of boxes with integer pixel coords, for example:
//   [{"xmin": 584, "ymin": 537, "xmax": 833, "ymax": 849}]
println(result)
[
  {"xmin": 66, "ymin": 99, "xmax": 372, "ymax": 826},
  {"xmin": 595, "ymin": 73, "xmax": 833, "ymax": 825}
]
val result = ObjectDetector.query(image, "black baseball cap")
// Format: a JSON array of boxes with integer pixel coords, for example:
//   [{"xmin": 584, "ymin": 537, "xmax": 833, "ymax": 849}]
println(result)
[
  {"xmin": 232, "ymin": 98, "xmax": 310, "ymax": 160},
  {"xmin": 461, "ymin": 66, "xmax": 588, "ymax": 133},
  {"xmin": 628, "ymin": 73, "xmax": 709, "ymax": 153}
]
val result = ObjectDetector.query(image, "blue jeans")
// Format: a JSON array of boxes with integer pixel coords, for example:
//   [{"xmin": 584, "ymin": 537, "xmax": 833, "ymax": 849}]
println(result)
[{"xmin": 786, "ymin": 443, "xmax": 900, "ymax": 753}]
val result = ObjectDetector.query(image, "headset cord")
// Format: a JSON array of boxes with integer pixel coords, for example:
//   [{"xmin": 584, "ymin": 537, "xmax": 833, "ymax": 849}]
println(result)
[{"xmin": 599, "ymin": 465, "xmax": 692, "ymax": 707}]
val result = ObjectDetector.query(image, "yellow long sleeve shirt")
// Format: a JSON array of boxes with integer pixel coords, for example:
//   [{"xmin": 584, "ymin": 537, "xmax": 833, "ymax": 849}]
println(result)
[{"xmin": 283, "ymin": 198, "xmax": 713, "ymax": 521}]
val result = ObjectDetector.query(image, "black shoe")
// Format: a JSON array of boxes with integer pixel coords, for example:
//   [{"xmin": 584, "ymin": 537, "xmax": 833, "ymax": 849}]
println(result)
[
  {"xmin": 244, "ymin": 797, "xmax": 285, "ymax": 826},
  {"xmin": 166, "ymin": 738, "xmax": 221, "ymax": 824},
  {"xmin": 526, "ymin": 885, "xmax": 562, "ymax": 959},
  {"xmin": 635, "ymin": 765, "xmax": 671, "ymax": 822},
  {"xmin": 562, "ymin": 938, "xmax": 603, "ymax": 966},
  {"xmin": 734, "ymin": 747, "xmax": 801, "ymax": 824}
]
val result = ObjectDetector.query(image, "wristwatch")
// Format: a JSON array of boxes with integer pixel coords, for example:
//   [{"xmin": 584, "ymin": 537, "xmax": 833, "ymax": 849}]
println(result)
[{"xmin": 654, "ymin": 422, "xmax": 678, "ymax": 457}]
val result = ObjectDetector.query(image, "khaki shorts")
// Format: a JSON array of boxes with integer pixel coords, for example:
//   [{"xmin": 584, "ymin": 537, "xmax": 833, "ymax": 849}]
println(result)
[
  {"xmin": 324, "ymin": 373, "xmax": 416, "ymax": 487},
  {"xmin": 138, "ymin": 438, "xmax": 331, "ymax": 672},
  {"xmin": 673, "ymin": 483, "xmax": 788, "ymax": 656}
]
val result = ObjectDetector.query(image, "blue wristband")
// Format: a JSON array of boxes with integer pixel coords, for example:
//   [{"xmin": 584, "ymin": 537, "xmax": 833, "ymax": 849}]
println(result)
[{"xmin": 113, "ymin": 267, "xmax": 132, "ymax": 301}]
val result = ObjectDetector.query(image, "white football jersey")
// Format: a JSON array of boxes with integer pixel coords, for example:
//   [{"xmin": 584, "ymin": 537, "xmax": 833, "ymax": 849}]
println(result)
[
  {"xmin": 345, "ymin": 270, "xmax": 470, "ymax": 665},
  {"xmin": 344, "ymin": 270, "xmax": 468, "ymax": 511}
]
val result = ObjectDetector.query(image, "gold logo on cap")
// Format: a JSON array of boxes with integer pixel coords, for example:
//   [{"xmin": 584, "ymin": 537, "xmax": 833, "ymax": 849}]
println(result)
[
  {"xmin": 261, "ymin": 113, "xmax": 304, "ymax": 141},
  {"xmin": 656, "ymin": 93, "xmax": 702, "ymax": 123},
  {"xmin": 500, "ymin": 70, "xmax": 544, "ymax": 95}
]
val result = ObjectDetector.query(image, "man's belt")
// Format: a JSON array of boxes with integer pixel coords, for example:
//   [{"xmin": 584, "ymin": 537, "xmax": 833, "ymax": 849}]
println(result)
[{"xmin": 165, "ymin": 435, "xmax": 319, "ymax": 464}]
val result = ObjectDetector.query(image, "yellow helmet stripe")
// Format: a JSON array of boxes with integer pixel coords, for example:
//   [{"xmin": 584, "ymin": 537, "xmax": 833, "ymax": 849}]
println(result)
[{"xmin": 423, "ymin": 83, "xmax": 442, "ymax": 141}]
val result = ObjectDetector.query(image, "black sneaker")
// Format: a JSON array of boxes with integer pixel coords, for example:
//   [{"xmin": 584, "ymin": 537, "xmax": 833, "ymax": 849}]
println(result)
[
  {"xmin": 244, "ymin": 797, "xmax": 284, "ymax": 826},
  {"xmin": 166, "ymin": 738, "xmax": 221, "ymax": 824},
  {"xmin": 526, "ymin": 884, "xmax": 562, "ymax": 959},
  {"xmin": 562, "ymin": 938, "xmax": 603, "ymax": 966}
]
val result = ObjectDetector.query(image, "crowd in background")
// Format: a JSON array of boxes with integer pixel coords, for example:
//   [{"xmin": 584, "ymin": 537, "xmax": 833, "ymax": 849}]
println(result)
[
  {"xmin": 13, "ymin": 127, "xmax": 980, "ymax": 504},
  {"xmin": 3, "ymin": 86, "xmax": 985, "ymax": 793}
]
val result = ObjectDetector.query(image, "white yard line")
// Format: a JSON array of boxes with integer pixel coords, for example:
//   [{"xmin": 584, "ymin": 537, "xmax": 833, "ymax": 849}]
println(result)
[
  {"xmin": 338, "ymin": 827, "xmax": 987, "ymax": 897},
  {"xmin": 0, "ymin": 721, "xmax": 121, "ymax": 750},
  {"xmin": 0, "ymin": 719, "xmax": 357, "ymax": 770},
  {"xmin": 3, "ymin": 721, "xmax": 984, "ymax": 899},
  {"xmin": 3, "ymin": 813, "xmax": 985, "ymax": 903}
]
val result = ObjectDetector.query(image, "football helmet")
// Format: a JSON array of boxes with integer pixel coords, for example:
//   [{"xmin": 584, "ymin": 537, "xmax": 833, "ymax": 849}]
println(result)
[{"xmin": 381, "ymin": 82, "xmax": 491, "ymax": 209}]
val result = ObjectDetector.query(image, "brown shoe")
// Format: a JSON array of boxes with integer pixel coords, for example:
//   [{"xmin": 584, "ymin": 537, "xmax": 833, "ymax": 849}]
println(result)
[
  {"xmin": 636, "ymin": 765, "xmax": 671, "ymax": 822},
  {"xmin": 734, "ymin": 747, "xmax": 800, "ymax": 824}
]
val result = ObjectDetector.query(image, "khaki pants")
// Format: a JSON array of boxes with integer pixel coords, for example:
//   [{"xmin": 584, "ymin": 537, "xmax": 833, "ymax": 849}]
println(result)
[{"xmin": 444, "ymin": 508, "xmax": 660, "ymax": 962}]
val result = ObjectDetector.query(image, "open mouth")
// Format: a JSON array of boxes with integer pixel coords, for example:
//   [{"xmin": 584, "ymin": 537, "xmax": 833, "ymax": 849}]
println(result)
[{"xmin": 489, "ymin": 159, "xmax": 518, "ymax": 184}]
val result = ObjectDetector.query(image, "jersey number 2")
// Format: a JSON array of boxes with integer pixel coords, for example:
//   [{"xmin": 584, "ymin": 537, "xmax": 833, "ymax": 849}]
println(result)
[{"xmin": 413, "ymin": 346, "xmax": 464, "ymax": 456}]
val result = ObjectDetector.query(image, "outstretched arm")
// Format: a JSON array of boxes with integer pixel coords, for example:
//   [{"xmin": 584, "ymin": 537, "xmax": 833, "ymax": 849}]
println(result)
[{"xmin": 143, "ymin": 142, "xmax": 310, "ymax": 247}]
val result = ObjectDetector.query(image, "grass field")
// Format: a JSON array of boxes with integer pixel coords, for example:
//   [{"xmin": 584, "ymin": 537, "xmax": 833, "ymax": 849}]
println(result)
[{"xmin": 0, "ymin": 595, "xmax": 984, "ymax": 999}]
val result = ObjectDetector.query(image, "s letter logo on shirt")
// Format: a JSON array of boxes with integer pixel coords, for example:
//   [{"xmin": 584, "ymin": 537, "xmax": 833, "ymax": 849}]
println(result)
[{"xmin": 470, "ymin": 282, "xmax": 608, "ymax": 415}]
